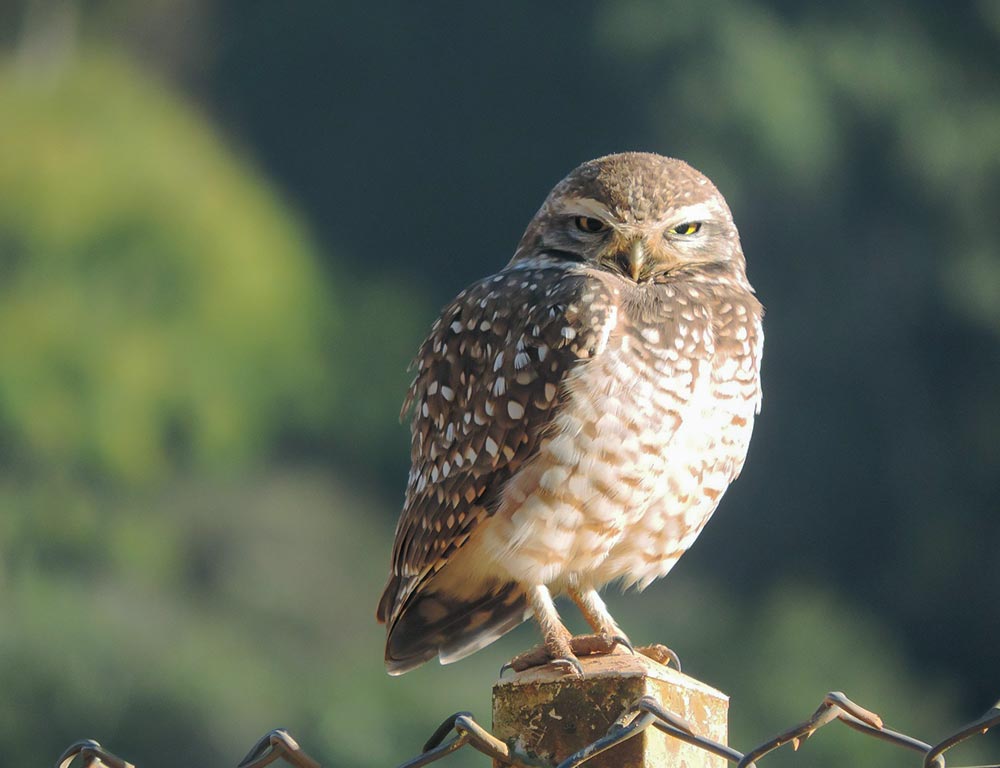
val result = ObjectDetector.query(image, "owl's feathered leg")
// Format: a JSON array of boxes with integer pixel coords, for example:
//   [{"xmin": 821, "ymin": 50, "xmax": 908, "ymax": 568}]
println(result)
[
  {"xmin": 570, "ymin": 586, "xmax": 681, "ymax": 670},
  {"xmin": 505, "ymin": 585, "xmax": 582, "ymax": 675},
  {"xmin": 569, "ymin": 586, "xmax": 632, "ymax": 649},
  {"xmin": 504, "ymin": 585, "xmax": 636, "ymax": 675}
]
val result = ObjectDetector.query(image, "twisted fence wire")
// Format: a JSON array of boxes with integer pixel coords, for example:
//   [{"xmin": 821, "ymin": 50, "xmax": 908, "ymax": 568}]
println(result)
[{"xmin": 55, "ymin": 690, "xmax": 999, "ymax": 768}]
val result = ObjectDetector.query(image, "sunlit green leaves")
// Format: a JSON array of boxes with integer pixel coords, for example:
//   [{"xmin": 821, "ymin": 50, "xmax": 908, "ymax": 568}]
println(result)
[{"xmin": 0, "ymin": 51, "xmax": 339, "ymax": 483}]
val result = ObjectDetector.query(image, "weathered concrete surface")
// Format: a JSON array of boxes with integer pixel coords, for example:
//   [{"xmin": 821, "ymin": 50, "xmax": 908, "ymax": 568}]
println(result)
[{"xmin": 492, "ymin": 653, "xmax": 727, "ymax": 768}]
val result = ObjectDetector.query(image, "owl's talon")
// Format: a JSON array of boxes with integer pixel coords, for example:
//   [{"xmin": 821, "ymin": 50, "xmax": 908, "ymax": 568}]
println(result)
[
  {"xmin": 612, "ymin": 634, "xmax": 636, "ymax": 654},
  {"xmin": 551, "ymin": 656, "xmax": 585, "ymax": 676},
  {"xmin": 637, "ymin": 643, "xmax": 682, "ymax": 671}
]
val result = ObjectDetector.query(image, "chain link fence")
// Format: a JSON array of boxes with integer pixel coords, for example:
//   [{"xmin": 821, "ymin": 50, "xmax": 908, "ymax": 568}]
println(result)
[{"xmin": 56, "ymin": 688, "xmax": 998, "ymax": 768}]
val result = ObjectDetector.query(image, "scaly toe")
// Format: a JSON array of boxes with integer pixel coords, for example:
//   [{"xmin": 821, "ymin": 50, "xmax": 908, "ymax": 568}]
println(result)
[
  {"xmin": 550, "ymin": 655, "xmax": 585, "ymax": 676},
  {"xmin": 568, "ymin": 632, "xmax": 634, "ymax": 657},
  {"xmin": 506, "ymin": 636, "xmax": 582, "ymax": 674},
  {"xmin": 637, "ymin": 643, "xmax": 682, "ymax": 671},
  {"xmin": 506, "ymin": 645, "xmax": 551, "ymax": 672},
  {"xmin": 504, "ymin": 639, "xmax": 586, "ymax": 676}
]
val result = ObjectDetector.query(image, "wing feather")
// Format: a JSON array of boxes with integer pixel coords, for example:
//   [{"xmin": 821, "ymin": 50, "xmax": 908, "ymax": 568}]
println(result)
[{"xmin": 377, "ymin": 261, "xmax": 618, "ymax": 626}]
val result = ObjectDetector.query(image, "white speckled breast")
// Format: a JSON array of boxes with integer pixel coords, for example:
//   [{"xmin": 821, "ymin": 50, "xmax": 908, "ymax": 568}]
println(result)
[{"xmin": 477, "ymin": 277, "xmax": 762, "ymax": 591}]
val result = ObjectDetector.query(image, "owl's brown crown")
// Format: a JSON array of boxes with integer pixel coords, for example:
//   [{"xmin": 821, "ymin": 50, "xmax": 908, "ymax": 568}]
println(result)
[{"xmin": 552, "ymin": 152, "xmax": 725, "ymax": 223}]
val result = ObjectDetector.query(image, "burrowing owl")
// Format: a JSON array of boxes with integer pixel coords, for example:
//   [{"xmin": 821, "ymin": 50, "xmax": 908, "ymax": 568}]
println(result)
[{"xmin": 377, "ymin": 152, "xmax": 763, "ymax": 675}]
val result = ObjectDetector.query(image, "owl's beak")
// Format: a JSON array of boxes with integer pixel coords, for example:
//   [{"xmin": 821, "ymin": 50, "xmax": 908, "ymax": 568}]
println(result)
[
  {"xmin": 626, "ymin": 239, "xmax": 645, "ymax": 281},
  {"xmin": 605, "ymin": 238, "xmax": 647, "ymax": 282}
]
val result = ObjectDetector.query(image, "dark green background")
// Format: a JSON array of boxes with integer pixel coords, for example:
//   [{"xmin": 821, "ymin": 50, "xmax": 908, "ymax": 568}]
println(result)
[{"xmin": 1, "ymin": 2, "xmax": 998, "ymax": 766}]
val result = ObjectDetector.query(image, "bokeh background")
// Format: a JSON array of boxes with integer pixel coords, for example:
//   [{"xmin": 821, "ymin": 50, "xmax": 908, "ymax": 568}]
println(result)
[{"xmin": 1, "ymin": 1, "xmax": 998, "ymax": 766}]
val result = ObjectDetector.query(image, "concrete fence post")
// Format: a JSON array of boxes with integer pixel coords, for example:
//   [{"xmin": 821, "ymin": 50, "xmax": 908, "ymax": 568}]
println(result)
[{"xmin": 492, "ymin": 653, "xmax": 728, "ymax": 767}]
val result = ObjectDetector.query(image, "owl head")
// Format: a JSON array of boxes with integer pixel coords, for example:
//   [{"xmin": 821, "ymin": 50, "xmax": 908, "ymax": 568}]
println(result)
[{"xmin": 512, "ymin": 152, "xmax": 746, "ymax": 284}]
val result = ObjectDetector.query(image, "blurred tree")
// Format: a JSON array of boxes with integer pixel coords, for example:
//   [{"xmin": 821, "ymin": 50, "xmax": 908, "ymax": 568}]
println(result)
[
  {"xmin": 0, "ymin": 49, "xmax": 339, "ymax": 483},
  {"xmin": 2, "ymin": 470, "xmax": 992, "ymax": 768}
]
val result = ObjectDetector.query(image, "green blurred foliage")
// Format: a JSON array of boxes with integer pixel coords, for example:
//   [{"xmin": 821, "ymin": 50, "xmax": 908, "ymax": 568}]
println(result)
[
  {"xmin": 3, "ymin": 469, "xmax": 994, "ymax": 768},
  {"xmin": 0, "ymin": 469, "xmax": 525, "ymax": 767},
  {"xmin": 0, "ymin": 2, "xmax": 997, "ymax": 768},
  {"xmin": 0, "ymin": 50, "xmax": 339, "ymax": 483}
]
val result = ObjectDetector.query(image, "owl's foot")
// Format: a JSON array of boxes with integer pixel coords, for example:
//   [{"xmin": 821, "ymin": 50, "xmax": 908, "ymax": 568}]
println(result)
[
  {"xmin": 504, "ymin": 635, "xmax": 580, "ymax": 676},
  {"xmin": 637, "ymin": 643, "xmax": 682, "ymax": 671},
  {"xmin": 503, "ymin": 633, "xmax": 633, "ymax": 676},
  {"xmin": 572, "ymin": 632, "xmax": 635, "ymax": 656}
]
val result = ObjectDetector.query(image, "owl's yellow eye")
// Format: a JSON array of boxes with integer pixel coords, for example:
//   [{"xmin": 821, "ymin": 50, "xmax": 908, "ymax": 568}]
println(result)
[
  {"xmin": 670, "ymin": 222, "xmax": 702, "ymax": 236},
  {"xmin": 574, "ymin": 216, "xmax": 608, "ymax": 233}
]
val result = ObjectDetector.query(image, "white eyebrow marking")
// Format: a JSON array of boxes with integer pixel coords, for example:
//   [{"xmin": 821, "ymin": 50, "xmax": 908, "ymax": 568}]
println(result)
[
  {"xmin": 663, "ymin": 202, "xmax": 714, "ymax": 227},
  {"xmin": 557, "ymin": 196, "xmax": 617, "ymax": 222}
]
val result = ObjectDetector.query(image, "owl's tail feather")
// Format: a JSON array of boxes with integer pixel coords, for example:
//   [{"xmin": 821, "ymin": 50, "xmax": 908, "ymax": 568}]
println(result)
[{"xmin": 385, "ymin": 582, "xmax": 529, "ymax": 676}]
